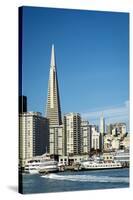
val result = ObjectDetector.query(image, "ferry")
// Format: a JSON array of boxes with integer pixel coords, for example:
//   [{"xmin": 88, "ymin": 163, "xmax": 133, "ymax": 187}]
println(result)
[
  {"xmin": 24, "ymin": 163, "xmax": 39, "ymax": 174},
  {"xmin": 39, "ymin": 160, "xmax": 58, "ymax": 174},
  {"xmin": 81, "ymin": 160, "xmax": 122, "ymax": 170},
  {"xmin": 24, "ymin": 153, "xmax": 58, "ymax": 174}
]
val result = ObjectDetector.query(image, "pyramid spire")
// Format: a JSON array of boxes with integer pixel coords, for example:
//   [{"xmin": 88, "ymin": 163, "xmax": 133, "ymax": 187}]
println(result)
[
  {"xmin": 45, "ymin": 45, "xmax": 62, "ymax": 126},
  {"xmin": 50, "ymin": 44, "xmax": 56, "ymax": 68}
]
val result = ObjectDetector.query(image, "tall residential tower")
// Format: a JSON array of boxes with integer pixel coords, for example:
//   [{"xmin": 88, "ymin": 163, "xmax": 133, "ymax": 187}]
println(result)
[{"xmin": 19, "ymin": 112, "xmax": 49, "ymax": 167}]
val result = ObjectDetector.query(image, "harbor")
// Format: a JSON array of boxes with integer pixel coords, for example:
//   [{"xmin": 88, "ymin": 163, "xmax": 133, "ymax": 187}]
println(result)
[{"xmin": 21, "ymin": 150, "xmax": 129, "ymax": 175}]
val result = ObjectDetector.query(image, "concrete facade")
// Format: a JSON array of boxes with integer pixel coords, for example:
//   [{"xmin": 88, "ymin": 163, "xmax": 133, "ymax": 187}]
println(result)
[
  {"xmin": 91, "ymin": 126, "xmax": 100, "ymax": 150},
  {"xmin": 19, "ymin": 112, "xmax": 48, "ymax": 166},
  {"xmin": 64, "ymin": 113, "xmax": 81, "ymax": 156},
  {"xmin": 81, "ymin": 120, "xmax": 91, "ymax": 154},
  {"xmin": 49, "ymin": 125, "xmax": 65, "ymax": 156}
]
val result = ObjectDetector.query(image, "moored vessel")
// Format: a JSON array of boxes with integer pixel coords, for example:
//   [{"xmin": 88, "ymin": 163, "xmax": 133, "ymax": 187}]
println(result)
[
  {"xmin": 81, "ymin": 160, "xmax": 122, "ymax": 170},
  {"xmin": 24, "ymin": 153, "xmax": 58, "ymax": 174}
]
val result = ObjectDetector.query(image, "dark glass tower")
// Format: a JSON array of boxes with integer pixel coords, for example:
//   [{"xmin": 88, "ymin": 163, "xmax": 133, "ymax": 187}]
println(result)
[{"xmin": 19, "ymin": 95, "xmax": 27, "ymax": 113}]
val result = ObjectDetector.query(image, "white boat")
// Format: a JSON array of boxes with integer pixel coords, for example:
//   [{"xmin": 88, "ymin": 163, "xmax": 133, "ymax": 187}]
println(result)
[
  {"xmin": 24, "ymin": 153, "xmax": 58, "ymax": 174},
  {"xmin": 58, "ymin": 163, "xmax": 65, "ymax": 172},
  {"xmin": 81, "ymin": 160, "xmax": 122, "ymax": 170},
  {"xmin": 24, "ymin": 161, "xmax": 40, "ymax": 174},
  {"xmin": 39, "ymin": 160, "xmax": 58, "ymax": 173}
]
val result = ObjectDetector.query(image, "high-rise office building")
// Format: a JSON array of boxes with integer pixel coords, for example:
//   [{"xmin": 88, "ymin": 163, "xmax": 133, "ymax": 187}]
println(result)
[
  {"xmin": 100, "ymin": 113, "xmax": 105, "ymax": 134},
  {"xmin": 19, "ymin": 112, "xmax": 49, "ymax": 166},
  {"xmin": 45, "ymin": 45, "xmax": 64, "ymax": 156},
  {"xmin": 81, "ymin": 120, "xmax": 91, "ymax": 155},
  {"xmin": 19, "ymin": 95, "xmax": 27, "ymax": 113},
  {"xmin": 64, "ymin": 113, "xmax": 81, "ymax": 156},
  {"xmin": 46, "ymin": 44, "xmax": 62, "ymax": 126},
  {"xmin": 100, "ymin": 113, "xmax": 105, "ymax": 150}
]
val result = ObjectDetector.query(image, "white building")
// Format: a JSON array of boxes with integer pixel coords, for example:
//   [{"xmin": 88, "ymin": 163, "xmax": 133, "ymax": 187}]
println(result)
[
  {"xmin": 81, "ymin": 120, "xmax": 91, "ymax": 154},
  {"xmin": 120, "ymin": 134, "xmax": 130, "ymax": 150},
  {"xmin": 104, "ymin": 134, "xmax": 112, "ymax": 150},
  {"xmin": 59, "ymin": 155, "xmax": 89, "ymax": 166},
  {"xmin": 19, "ymin": 112, "xmax": 49, "ymax": 167},
  {"xmin": 111, "ymin": 123, "xmax": 127, "ymax": 137},
  {"xmin": 49, "ymin": 125, "xmax": 65, "ymax": 156},
  {"xmin": 121, "ymin": 125, "xmax": 127, "ymax": 137},
  {"xmin": 91, "ymin": 126, "xmax": 100, "ymax": 150},
  {"xmin": 112, "ymin": 128, "xmax": 117, "ymax": 136},
  {"xmin": 112, "ymin": 138, "xmax": 120, "ymax": 150},
  {"xmin": 64, "ymin": 113, "xmax": 81, "ymax": 156}
]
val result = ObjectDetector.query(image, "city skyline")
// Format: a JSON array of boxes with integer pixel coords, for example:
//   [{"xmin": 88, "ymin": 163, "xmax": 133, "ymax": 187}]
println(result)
[{"xmin": 22, "ymin": 7, "xmax": 129, "ymax": 127}]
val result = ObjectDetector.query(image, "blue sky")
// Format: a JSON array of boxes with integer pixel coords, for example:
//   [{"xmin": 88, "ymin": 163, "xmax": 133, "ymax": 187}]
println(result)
[{"xmin": 22, "ymin": 6, "xmax": 129, "ymax": 126}]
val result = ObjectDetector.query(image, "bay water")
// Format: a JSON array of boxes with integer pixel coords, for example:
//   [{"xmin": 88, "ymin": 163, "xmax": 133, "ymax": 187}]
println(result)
[{"xmin": 22, "ymin": 168, "xmax": 129, "ymax": 194}]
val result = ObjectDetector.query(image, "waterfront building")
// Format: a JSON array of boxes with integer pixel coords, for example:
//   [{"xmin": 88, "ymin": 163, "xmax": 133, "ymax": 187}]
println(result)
[
  {"xmin": 45, "ymin": 44, "xmax": 62, "ymax": 126},
  {"xmin": 19, "ymin": 95, "xmax": 27, "ymax": 113},
  {"xmin": 19, "ymin": 112, "xmax": 49, "ymax": 166},
  {"xmin": 102, "ymin": 149, "xmax": 129, "ymax": 165},
  {"xmin": 114, "ymin": 150, "xmax": 129, "ymax": 165},
  {"xmin": 64, "ymin": 112, "xmax": 81, "ymax": 156},
  {"xmin": 59, "ymin": 155, "xmax": 89, "ymax": 166},
  {"xmin": 81, "ymin": 120, "xmax": 91, "ymax": 155},
  {"xmin": 102, "ymin": 152, "xmax": 114, "ymax": 163},
  {"xmin": 91, "ymin": 126, "xmax": 100, "ymax": 150}
]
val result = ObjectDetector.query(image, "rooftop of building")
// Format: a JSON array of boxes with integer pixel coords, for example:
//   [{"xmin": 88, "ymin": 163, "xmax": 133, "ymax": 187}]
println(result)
[{"xmin": 19, "ymin": 111, "xmax": 42, "ymax": 117}]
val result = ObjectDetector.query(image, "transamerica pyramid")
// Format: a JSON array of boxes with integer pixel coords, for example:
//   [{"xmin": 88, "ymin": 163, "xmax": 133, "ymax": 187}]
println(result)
[{"xmin": 46, "ymin": 44, "xmax": 62, "ymax": 126}]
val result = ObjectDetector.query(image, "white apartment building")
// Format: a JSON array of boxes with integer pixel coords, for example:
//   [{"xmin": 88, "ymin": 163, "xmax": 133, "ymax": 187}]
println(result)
[
  {"xmin": 49, "ymin": 125, "xmax": 65, "ymax": 156},
  {"xmin": 91, "ymin": 126, "xmax": 100, "ymax": 150},
  {"xmin": 81, "ymin": 120, "xmax": 91, "ymax": 154},
  {"xmin": 19, "ymin": 112, "xmax": 48, "ymax": 166},
  {"xmin": 64, "ymin": 113, "xmax": 81, "ymax": 156}
]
